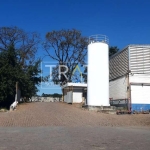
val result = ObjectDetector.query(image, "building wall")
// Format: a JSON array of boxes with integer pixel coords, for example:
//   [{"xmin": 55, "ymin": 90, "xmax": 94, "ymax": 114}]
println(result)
[
  {"xmin": 129, "ymin": 74, "xmax": 150, "ymax": 83},
  {"xmin": 129, "ymin": 45, "xmax": 150, "ymax": 74},
  {"xmin": 64, "ymin": 95, "xmax": 67, "ymax": 103},
  {"xmin": 109, "ymin": 47, "xmax": 129, "ymax": 81},
  {"xmin": 63, "ymin": 86, "xmax": 72, "ymax": 103},
  {"xmin": 64, "ymin": 91, "xmax": 72, "ymax": 103},
  {"xmin": 73, "ymin": 92, "xmax": 82, "ymax": 103},
  {"xmin": 72, "ymin": 88, "xmax": 83, "ymax": 103},
  {"xmin": 109, "ymin": 45, "xmax": 150, "ymax": 111},
  {"xmin": 109, "ymin": 76, "xmax": 128, "ymax": 100},
  {"xmin": 129, "ymin": 45, "xmax": 150, "ymax": 110},
  {"xmin": 63, "ymin": 86, "xmax": 84, "ymax": 103}
]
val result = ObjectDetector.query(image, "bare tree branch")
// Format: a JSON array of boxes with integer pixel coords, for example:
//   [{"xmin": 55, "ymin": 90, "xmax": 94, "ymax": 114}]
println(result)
[
  {"xmin": 43, "ymin": 29, "xmax": 88, "ymax": 84},
  {"xmin": 0, "ymin": 26, "xmax": 40, "ymax": 67}
]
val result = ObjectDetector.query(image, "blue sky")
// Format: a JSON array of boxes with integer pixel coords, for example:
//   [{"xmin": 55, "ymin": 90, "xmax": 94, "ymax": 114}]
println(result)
[{"xmin": 1, "ymin": 0, "xmax": 150, "ymax": 95}]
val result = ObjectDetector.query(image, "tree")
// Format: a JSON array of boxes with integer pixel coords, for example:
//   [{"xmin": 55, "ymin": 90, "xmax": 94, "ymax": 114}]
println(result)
[
  {"xmin": 0, "ymin": 26, "xmax": 41, "ymax": 108},
  {"xmin": 0, "ymin": 45, "xmax": 20, "ymax": 107},
  {"xmin": 0, "ymin": 26, "xmax": 40, "ymax": 68},
  {"xmin": 19, "ymin": 59, "xmax": 41, "ymax": 98},
  {"xmin": 109, "ymin": 46, "xmax": 119, "ymax": 57},
  {"xmin": 43, "ymin": 29, "xmax": 88, "ymax": 85},
  {"xmin": 82, "ymin": 46, "xmax": 119, "ymax": 83},
  {"xmin": 41, "ymin": 93, "xmax": 62, "ymax": 98},
  {"xmin": 0, "ymin": 44, "xmax": 41, "ymax": 108}
]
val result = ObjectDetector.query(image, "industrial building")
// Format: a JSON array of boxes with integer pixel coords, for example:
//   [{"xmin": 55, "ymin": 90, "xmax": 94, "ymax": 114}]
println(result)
[
  {"xmin": 62, "ymin": 36, "xmax": 150, "ymax": 113},
  {"xmin": 109, "ymin": 45, "xmax": 150, "ymax": 112}
]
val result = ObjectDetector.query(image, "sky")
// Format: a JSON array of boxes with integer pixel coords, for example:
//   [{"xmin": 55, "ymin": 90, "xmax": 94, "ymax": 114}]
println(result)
[{"xmin": 1, "ymin": 0, "xmax": 150, "ymax": 95}]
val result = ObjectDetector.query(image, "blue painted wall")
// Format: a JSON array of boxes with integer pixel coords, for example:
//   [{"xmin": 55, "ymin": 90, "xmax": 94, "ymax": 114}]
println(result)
[{"xmin": 131, "ymin": 104, "xmax": 150, "ymax": 112}]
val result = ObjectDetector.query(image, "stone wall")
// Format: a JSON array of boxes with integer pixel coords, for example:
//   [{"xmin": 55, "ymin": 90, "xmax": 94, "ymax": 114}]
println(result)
[{"xmin": 31, "ymin": 97, "xmax": 62, "ymax": 102}]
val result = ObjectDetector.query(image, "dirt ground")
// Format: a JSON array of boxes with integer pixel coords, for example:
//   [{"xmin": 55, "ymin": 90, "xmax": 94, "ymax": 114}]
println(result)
[
  {"xmin": 0, "ymin": 102, "xmax": 150, "ymax": 127},
  {"xmin": 0, "ymin": 102, "xmax": 150, "ymax": 150}
]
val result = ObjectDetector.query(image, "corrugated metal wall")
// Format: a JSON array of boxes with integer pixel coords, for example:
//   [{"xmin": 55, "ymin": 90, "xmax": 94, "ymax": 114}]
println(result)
[
  {"xmin": 109, "ymin": 47, "xmax": 129, "ymax": 81},
  {"xmin": 109, "ymin": 76, "xmax": 128, "ymax": 99},
  {"xmin": 129, "ymin": 45, "xmax": 150, "ymax": 74},
  {"xmin": 109, "ymin": 45, "xmax": 150, "ymax": 111}
]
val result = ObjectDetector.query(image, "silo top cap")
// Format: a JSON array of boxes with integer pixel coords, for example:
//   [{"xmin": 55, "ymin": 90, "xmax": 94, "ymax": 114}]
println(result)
[{"xmin": 89, "ymin": 34, "xmax": 109, "ymax": 45}]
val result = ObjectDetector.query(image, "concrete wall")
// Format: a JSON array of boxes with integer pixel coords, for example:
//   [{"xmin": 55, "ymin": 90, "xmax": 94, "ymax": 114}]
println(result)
[
  {"xmin": 63, "ymin": 86, "xmax": 84, "ymax": 104},
  {"xmin": 73, "ymin": 92, "xmax": 82, "ymax": 103},
  {"xmin": 64, "ymin": 95, "xmax": 67, "ymax": 103},
  {"xmin": 72, "ymin": 88, "xmax": 83, "ymax": 103},
  {"xmin": 64, "ymin": 91, "xmax": 72, "ymax": 103},
  {"xmin": 109, "ymin": 76, "xmax": 128, "ymax": 100},
  {"xmin": 64, "ymin": 89, "xmax": 83, "ymax": 103}
]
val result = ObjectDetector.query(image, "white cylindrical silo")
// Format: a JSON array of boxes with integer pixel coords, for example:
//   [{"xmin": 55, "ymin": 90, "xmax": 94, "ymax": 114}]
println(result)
[{"xmin": 87, "ymin": 35, "xmax": 109, "ymax": 106}]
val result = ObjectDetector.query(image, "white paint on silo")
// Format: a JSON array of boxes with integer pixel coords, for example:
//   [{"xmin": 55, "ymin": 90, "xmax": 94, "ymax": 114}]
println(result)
[{"xmin": 87, "ymin": 35, "xmax": 109, "ymax": 106}]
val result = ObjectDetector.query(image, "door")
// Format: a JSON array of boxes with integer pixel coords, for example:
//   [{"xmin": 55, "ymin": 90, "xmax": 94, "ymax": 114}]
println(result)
[{"xmin": 131, "ymin": 85, "xmax": 150, "ymax": 111}]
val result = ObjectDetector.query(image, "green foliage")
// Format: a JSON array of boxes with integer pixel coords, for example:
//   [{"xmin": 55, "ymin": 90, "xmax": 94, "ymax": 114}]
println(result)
[
  {"xmin": 20, "ymin": 59, "xmax": 41, "ymax": 98},
  {"xmin": 0, "ymin": 45, "xmax": 19, "ymax": 104},
  {"xmin": 0, "ymin": 45, "xmax": 41, "ymax": 108},
  {"xmin": 41, "ymin": 93, "xmax": 62, "ymax": 98},
  {"xmin": 109, "ymin": 46, "xmax": 119, "ymax": 57},
  {"xmin": 0, "ymin": 26, "xmax": 41, "ymax": 108}
]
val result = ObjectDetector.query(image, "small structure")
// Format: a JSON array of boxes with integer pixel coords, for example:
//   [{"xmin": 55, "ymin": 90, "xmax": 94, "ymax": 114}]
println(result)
[
  {"xmin": 109, "ymin": 45, "xmax": 150, "ymax": 112},
  {"xmin": 62, "ymin": 83, "xmax": 87, "ymax": 104}
]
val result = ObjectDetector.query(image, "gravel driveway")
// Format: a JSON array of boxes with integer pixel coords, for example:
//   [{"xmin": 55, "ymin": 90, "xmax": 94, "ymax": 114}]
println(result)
[{"xmin": 0, "ymin": 102, "xmax": 150, "ymax": 150}]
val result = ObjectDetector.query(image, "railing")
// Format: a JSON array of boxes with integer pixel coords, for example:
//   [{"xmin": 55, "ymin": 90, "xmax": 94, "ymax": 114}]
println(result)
[{"xmin": 89, "ymin": 34, "xmax": 109, "ymax": 45}]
